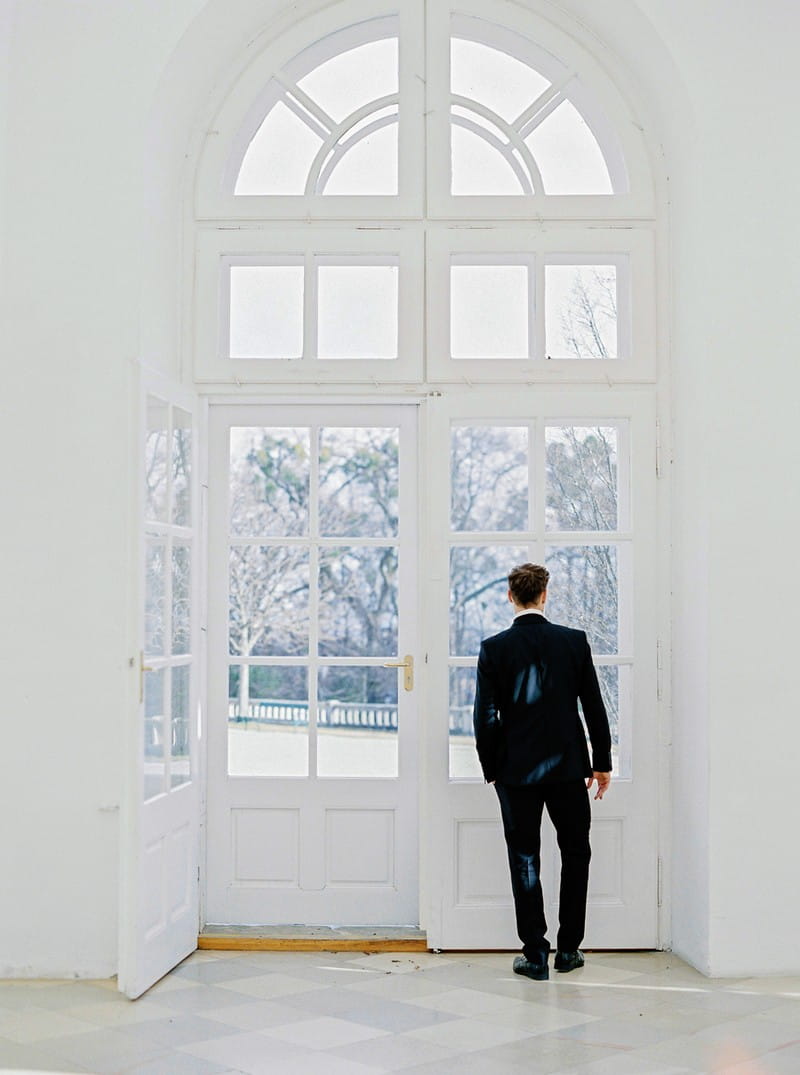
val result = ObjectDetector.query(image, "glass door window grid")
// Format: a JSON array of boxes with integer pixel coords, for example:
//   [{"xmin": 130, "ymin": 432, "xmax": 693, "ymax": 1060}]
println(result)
[
  {"xmin": 194, "ymin": 227, "xmax": 423, "ymax": 383},
  {"xmin": 445, "ymin": 416, "xmax": 634, "ymax": 782},
  {"xmin": 426, "ymin": 227, "xmax": 653, "ymax": 383},
  {"xmin": 226, "ymin": 420, "xmax": 404, "ymax": 780},
  {"xmin": 143, "ymin": 396, "xmax": 196, "ymax": 800}
]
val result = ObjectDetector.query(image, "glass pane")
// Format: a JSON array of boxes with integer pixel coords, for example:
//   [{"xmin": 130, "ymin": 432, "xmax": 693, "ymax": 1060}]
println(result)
[
  {"xmin": 319, "ymin": 547, "xmax": 398, "ymax": 656},
  {"xmin": 318, "ymin": 666, "xmax": 398, "ymax": 778},
  {"xmin": 172, "ymin": 408, "xmax": 191, "ymax": 527},
  {"xmin": 449, "ymin": 666, "xmax": 482, "ymax": 780},
  {"xmin": 236, "ymin": 97, "xmax": 323, "ymax": 195},
  {"xmin": 449, "ymin": 545, "xmax": 527, "ymax": 656},
  {"xmin": 170, "ymin": 664, "xmax": 191, "ymax": 789},
  {"xmin": 229, "ymin": 546, "xmax": 309, "ymax": 656},
  {"xmin": 172, "ymin": 544, "xmax": 191, "ymax": 655},
  {"xmin": 451, "ymin": 425, "xmax": 527, "ymax": 531},
  {"xmin": 317, "ymin": 264, "xmax": 398, "ymax": 359},
  {"xmin": 451, "ymin": 37, "xmax": 550, "ymax": 122},
  {"xmin": 297, "ymin": 37, "xmax": 398, "ymax": 124},
  {"xmin": 321, "ymin": 120, "xmax": 398, "ymax": 196},
  {"xmin": 451, "ymin": 264, "xmax": 529, "ymax": 358},
  {"xmin": 451, "ymin": 123, "xmax": 526, "ymax": 196},
  {"xmin": 546, "ymin": 426, "xmax": 618, "ymax": 531},
  {"xmin": 593, "ymin": 663, "xmax": 629, "ymax": 778},
  {"xmin": 145, "ymin": 396, "xmax": 168, "ymax": 523},
  {"xmin": 228, "ymin": 665, "xmax": 309, "ymax": 777},
  {"xmin": 319, "ymin": 427, "xmax": 398, "ymax": 538},
  {"xmin": 229, "ymin": 265, "xmax": 304, "ymax": 359},
  {"xmin": 144, "ymin": 668, "xmax": 166, "ymax": 801},
  {"xmin": 525, "ymin": 100, "xmax": 612, "ymax": 194},
  {"xmin": 545, "ymin": 545, "xmax": 618, "ymax": 655},
  {"xmin": 229, "ymin": 427, "xmax": 310, "ymax": 537},
  {"xmin": 145, "ymin": 540, "xmax": 165, "ymax": 658},
  {"xmin": 545, "ymin": 264, "xmax": 618, "ymax": 358}
]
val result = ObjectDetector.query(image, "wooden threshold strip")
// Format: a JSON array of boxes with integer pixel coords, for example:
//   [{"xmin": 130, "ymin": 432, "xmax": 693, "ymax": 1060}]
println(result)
[{"xmin": 198, "ymin": 935, "xmax": 429, "ymax": 953}]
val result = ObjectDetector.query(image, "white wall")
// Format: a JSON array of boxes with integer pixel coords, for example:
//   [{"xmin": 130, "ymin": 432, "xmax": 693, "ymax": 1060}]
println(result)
[{"xmin": 1, "ymin": 0, "xmax": 799, "ymax": 978}]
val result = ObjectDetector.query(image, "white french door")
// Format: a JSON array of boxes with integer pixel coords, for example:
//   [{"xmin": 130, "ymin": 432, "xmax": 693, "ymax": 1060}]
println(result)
[
  {"xmin": 206, "ymin": 404, "xmax": 419, "ymax": 925},
  {"xmin": 423, "ymin": 389, "xmax": 660, "ymax": 950},
  {"xmin": 119, "ymin": 372, "xmax": 201, "ymax": 998}
]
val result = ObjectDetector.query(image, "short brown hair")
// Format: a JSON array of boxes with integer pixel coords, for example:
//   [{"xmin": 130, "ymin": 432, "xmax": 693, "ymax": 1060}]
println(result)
[{"xmin": 508, "ymin": 563, "xmax": 549, "ymax": 606}]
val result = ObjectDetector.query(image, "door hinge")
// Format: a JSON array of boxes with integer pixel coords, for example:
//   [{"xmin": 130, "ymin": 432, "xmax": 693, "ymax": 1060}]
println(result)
[
  {"xmin": 655, "ymin": 419, "xmax": 663, "ymax": 478},
  {"xmin": 657, "ymin": 857, "xmax": 663, "ymax": 907}
]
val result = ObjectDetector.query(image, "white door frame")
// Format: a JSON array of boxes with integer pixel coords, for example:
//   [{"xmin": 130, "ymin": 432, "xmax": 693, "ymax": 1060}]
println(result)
[
  {"xmin": 421, "ymin": 386, "xmax": 661, "ymax": 951},
  {"xmin": 119, "ymin": 366, "xmax": 202, "ymax": 998},
  {"xmin": 203, "ymin": 400, "xmax": 421, "ymax": 927}
]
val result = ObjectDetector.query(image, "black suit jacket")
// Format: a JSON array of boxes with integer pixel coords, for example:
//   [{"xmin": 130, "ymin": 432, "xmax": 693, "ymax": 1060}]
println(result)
[{"xmin": 473, "ymin": 613, "xmax": 612, "ymax": 786}]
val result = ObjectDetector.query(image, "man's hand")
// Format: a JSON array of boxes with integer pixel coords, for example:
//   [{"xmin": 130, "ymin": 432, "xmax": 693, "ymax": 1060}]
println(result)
[{"xmin": 587, "ymin": 772, "xmax": 611, "ymax": 800}]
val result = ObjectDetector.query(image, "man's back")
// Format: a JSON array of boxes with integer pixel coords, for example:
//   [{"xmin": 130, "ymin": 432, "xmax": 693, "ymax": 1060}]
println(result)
[{"xmin": 473, "ymin": 612, "xmax": 611, "ymax": 786}]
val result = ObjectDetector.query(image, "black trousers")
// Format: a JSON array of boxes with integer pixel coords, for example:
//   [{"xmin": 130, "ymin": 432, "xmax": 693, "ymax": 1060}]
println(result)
[{"xmin": 495, "ymin": 780, "xmax": 591, "ymax": 964}]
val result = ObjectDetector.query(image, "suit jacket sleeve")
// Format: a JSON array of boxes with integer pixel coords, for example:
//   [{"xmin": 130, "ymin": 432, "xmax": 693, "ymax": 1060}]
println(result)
[
  {"xmin": 578, "ymin": 633, "xmax": 613, "ymax": 772},
  {"xmin": 473, "ymin": 642, "xmax": 500, "ymax": 783}
]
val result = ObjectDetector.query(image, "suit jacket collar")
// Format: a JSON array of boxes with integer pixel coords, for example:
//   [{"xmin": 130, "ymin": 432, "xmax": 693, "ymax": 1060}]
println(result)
[{"xmin": 512, "ymin": 612, "xmax": 548, "ymax": 626}]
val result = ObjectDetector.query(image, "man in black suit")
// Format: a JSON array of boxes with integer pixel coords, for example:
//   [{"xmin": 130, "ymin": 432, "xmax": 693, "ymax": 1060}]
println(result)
[{"xmin": 473, "ymin": 562, "xmax": 612, "ymax": 981}]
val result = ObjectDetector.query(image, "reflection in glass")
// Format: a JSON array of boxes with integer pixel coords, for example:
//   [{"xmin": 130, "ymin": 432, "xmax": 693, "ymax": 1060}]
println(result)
[
  {"xmin": 172, "ymin": 544, "xmax": 191, "ymax": 655},
  {"xmin": 545, "ymin": 545, "xmax": 618, "ymax": 655},
  {"xmin": 318, "ymin": 666, "xmax": 398, "ymax": 778},
  {"xmin": 546, "ymin": 426, "xmax": 618, "ymax": 531},
  {"xmin": 144, "ymin": 668, "xmax": 166, "ymax": 801},
  {"xmin": 172, "ymin": 408, "xmax": 191, "ymax": 526},
  {"xmin": 145, "ymin": 541, "xmax": 165, "ymax": 658},
  {"xmin": 451, "ymin": 426, "xmax": 527, "ymax": 531},
  {"xmin": 228, "ymin": 665, "xmax": 309, "ymax": 777},
  {"xmin": 545, "ymin": 265, "xmax": 617, "ymax": 358},
  {"xmin": 450, "ymin": 264, "xmax": 529, "ymax": 358},
  {"xmin": 229, "ymin": 265, "xmax": 304, "ymax": 359},
  {"xmin": 449, "ymin": 666, "xmax": 482, "ymax": 780},
  {"xmin": 317, "ymin": 264, "xmax": 398, "ymax": 359},
  {"xmin": 229, "ymin": 427, "xmax": 310, "ymax": 537},
  {"xmin": 171, "ymin": 664, "xmax": 191, "ymax": 788},
  {"xmin": 319, "ymin": 427, "xmax": 398, "ymax": 538},
  {"xmin": 145, "ymin": 397, "xmax": 168, "ymax": 522},
  {"xmin": 229, "ymin": 546, "xmax": 309, "ymax": 657},
  {"xmin": 450, "ymin": 545, "xmax": 527, "ymax": 656},
  {"xmin": 319, "ymin": 547, "xmax": 398, "ymax": 656}
]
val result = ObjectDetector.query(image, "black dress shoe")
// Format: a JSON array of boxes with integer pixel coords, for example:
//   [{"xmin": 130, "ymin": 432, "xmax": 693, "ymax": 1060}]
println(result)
[
  {"xmin": 513, "ymin": 955, "xmax": 549, "ymax": 980},
  {"xmin": 554, "ymin": 949, "xmax": 585, "ymax": 973}
]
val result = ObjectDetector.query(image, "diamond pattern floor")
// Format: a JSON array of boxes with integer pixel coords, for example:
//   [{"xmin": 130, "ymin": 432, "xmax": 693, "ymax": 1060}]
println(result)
[{"xmin": 1, "ymin": 950, "xmax": 799, "ymax": 1073}]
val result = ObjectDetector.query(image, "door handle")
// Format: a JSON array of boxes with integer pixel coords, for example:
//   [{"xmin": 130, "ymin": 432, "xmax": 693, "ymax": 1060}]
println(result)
[{"xmin": 382, "ymin": 654, "xmax": 414, "ymax": 692}]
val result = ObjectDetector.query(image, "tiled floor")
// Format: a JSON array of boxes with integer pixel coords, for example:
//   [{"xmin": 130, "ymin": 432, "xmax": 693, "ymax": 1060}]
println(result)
[{"xmin": 1, "ymin": 950, "xmax": 799, "ymax": 1074}]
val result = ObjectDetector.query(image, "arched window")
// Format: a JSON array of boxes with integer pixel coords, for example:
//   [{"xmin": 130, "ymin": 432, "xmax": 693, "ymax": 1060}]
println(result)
[
  {"xmin": 192, "ymin": 1, "xmax": 662, "ymax": 950},
  {"xmin": 194, "ymin": 2, "xmax": 654, "ymax": 384}
]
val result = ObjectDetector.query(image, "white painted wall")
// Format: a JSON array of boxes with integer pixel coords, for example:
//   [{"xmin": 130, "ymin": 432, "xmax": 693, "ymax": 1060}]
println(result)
[{"xmin": 1, "ymin": 0, "xmax": 798, "ymax": 977}]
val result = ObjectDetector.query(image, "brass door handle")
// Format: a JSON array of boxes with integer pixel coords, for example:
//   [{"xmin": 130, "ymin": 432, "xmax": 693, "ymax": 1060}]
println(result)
[{"xmin": 382, "ymin": 654, "xmax": 414, "ymax": 692}]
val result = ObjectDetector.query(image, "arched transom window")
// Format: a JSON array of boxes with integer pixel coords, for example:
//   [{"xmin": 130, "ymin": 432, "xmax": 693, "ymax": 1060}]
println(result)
[{"xmin": 194, "ymin": 2, "xmax": 655, "ymax": 384}]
